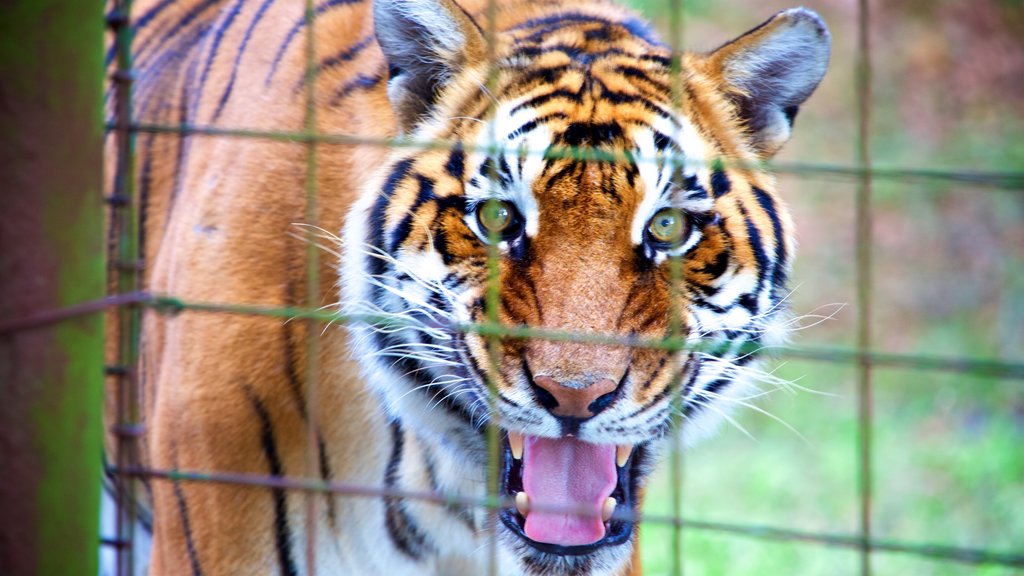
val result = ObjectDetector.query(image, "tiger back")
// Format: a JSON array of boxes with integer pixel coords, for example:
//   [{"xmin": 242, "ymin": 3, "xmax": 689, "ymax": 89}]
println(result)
[{"xmin": 111, "ymin": 0, "xmax": 829, "ymax": 574}]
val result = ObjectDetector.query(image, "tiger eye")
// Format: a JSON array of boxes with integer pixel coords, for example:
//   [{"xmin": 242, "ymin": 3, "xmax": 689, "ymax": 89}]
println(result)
[
  {"xmin": 477, "ymin": 199, "xmax": 514, "ymax": 234},
  {"xmin": 647, "ymin": 207, "xmax": 686, "ymax": 246}
]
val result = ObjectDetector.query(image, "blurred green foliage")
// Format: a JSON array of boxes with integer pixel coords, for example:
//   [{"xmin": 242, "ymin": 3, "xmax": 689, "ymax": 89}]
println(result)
[{"xmin": 625, "ymin": 0, "xmax": 1024, "ymax": 573}]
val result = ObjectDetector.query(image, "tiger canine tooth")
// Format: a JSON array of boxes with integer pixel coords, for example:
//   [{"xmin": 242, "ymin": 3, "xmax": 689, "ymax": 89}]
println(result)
[
  {"xmin": 616, "ymin": 444, "xmax": 633, "ymax": 467},
  {"xmin": 508, "ymin": 431, "xmax": 524, "ymax": 460},
  {"xmin": 515, "ymin": 492, "xmax": 530, "ymax": 516},
  {"xmin": 602, "ymin": 497, "xmax": 617, "ymax": 522}
]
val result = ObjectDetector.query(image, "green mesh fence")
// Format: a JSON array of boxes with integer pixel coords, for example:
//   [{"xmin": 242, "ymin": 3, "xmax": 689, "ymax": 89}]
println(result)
[{"xmin": 3, "ymin": 0, "xmax": 1019, "ymax": 574}]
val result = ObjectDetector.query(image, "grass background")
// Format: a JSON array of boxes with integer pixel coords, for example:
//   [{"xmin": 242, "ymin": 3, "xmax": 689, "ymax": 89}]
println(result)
[{"xmin": 623, "ymin": 0, "xmax": 1024, "ymax": 573}]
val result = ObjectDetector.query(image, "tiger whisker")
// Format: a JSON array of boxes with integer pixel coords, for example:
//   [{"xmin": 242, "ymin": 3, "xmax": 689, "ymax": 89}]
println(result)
[
  {"xmin": 393, "ymin": 375, "xmax": 472, "ymax": 405},
  {"xmin": 371, "ymin": 352, "xmax": 458, "ymax": 366},
  {"xmin": 690, "ymin": 388, "xmax": 807, "ymax": 445},
  {"xmin": 287, "ymin": 232, "xmax": 344, "ymax": 261},
  {"xmin": 673, "ymin": 399, "xmax": 755, "ymax": 442},
  {"xmin": 357, "ymin": 243, "xmax": 463, "ymax": 307},
  {"xmin": 375, "ymin": 341, "xmax": 460, "ymax": 353},
  {"xmin": 358, "ymin": 276, "xmax": 452, "ymax": 318},
  {"xmin": 291, "ymin": 222, "xmax": 343, "ymax": 244}
]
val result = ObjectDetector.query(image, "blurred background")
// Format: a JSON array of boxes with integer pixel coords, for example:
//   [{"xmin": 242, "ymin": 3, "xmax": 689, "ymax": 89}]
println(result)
[{"xmin": 628, "ymin": 0, "xmax": 1024, "ymax": 574}]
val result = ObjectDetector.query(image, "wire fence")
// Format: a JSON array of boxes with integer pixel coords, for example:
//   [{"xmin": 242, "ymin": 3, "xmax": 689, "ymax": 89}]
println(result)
[{"xmin": 0, "ymin": 0, "xmax": 1016, "ymax": 573}]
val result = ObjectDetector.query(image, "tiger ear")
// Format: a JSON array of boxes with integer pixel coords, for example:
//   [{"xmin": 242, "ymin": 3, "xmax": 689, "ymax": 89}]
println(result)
[
  {"xmin": 707, "ymin": 8, "xmax": 830, "ymax": 158},
  {"xmin": 374, "ymin": 0, "xmax": 486, "ymax": 133}
]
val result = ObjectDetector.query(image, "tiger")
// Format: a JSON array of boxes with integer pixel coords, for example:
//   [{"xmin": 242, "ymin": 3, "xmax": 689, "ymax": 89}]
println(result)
[{"xmin": 106, "ymin": 0, "xmax": 830, "ymax": 574}]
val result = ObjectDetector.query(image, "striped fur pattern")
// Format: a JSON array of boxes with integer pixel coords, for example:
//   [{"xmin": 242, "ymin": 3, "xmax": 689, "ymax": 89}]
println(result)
[{"xmin": 108, "ymin": 0, "xmax": 828, "ymax": 574}]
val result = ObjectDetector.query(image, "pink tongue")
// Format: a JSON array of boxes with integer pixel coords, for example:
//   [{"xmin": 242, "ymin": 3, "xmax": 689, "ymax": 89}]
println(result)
[{"xmin": 522, "ymin": 435, "xmax": 617, "ymax": 546}]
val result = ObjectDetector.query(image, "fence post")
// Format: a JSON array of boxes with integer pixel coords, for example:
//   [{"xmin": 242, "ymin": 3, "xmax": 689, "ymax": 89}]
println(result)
[{"xmin": 0, "ymin": 1, "xmax": 106, "ymax": 574}]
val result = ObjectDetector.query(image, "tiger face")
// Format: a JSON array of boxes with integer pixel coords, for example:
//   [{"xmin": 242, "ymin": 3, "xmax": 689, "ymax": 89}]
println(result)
[{"xmin": 343, "ymin": 0, "xmax": 829, "ymax": 572}]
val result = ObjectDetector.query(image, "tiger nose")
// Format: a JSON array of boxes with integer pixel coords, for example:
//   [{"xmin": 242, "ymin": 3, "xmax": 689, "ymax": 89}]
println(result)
[{"xmin": 531, "ymin": 375, "xmax": 618, "ymax": 419}]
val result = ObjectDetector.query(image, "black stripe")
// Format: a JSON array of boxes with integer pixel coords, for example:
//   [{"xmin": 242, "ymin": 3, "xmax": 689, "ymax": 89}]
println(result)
[
  {"xmin": 422, "ymin": 445, "xmax": 476, "ymax": 531},
  {"xmin": 510, "ymin": 44, "xmax": 669, "ymax": 68},
  {"xmin": 692, "ymin": 296, "xmax": 728, "ymax": 315},
  {"xmin": 698, "ymin": 249, "xmax": 729, "ymax": 279},
  {"xmin": 137, "ymin": 129, "xmax": 157, "ymax": 285},
  {"xmin": 510, "ymin": 88, "xmax": 583, "ymax": 114},
  {"xmin": 369, "ymin": 158, "xmax": 415, "ymax": 272},
  {"xmin": 616, "ymin": 282, "xmax": 644, "ymax": 329},
  {"xmin": 511, "ymin": 12, "xmax": 660, "ymax": 43},
  {"xmin": 135, "ymin": 0, "xmax": 179, "ymax": 29},
  {"xmin": 681, "ymin": 174, "xmax": 700, "ymax": 191},
  {"xmin": 317, "ymin": 437, "xmax": 338, "ymax": 530},
  {"xmin": 507, "ymin": 119, "xmax": 539, "ymax": 142},
  {"xmin": 135, "ymin": 0, "xmax": 222, "ymax": 67},
  {"xmin": 478, "ymin": 157, "xmax": 513, "ymax": 188},
  {"xmin": 194, "ymin": 0, "xmax": 246, "ymax": 116},
  {"xmin": 638, "ymin": 356, "xmax": 668, "ymax": 391},
  {"xmin": 651, "ymin": 130, "xmax": 675, "ymax": 153},
  {"xmin": 266, "ymin": 0, "xmax": 363, "ymax": 84},
  {"xmin": 511, "ymin": 12, "xmax": 662, "ymax": 47},
  {"xmin": 737, "ymin": 202, "xmax": 769, "ymax": 285},
  {"xmin": 248, "ymin": 391, "xmax": 299, "ymax": 576},
  {"xmin": 684, "ymin": 377, "xmax": 730, "ymax": 417},
  {"xmin": 129, "ymin": 1, "xmax": 202, "ymax": 66},
  {"xmin": 282, "ymin": 281, "xmax": 308, "ymax": 420},
  {"xmin": 542, "ymin": 161, "xmax": 581, "ymax": 190},
  {"xmin": 623, "ymin": 384, "xmax": 672, "ymax": 419},
  {"xmin": 591, "ymin": 77, "xmax": 675, "ymax": 119},
  {"xmin": 559, "ymin": 121, "xmax": 623, "ymax": 148},
  {"xmin": 170, "ymin": 447, "xmax": 204, "ymax": 576},
  {"xmin": 516, "ymin": 63, "xmax": 571, "ymax": 85},
  {"xmin": 383, "ymin": 420, "xmax": 433, "ymax": 559},
  {"xmin": 614, "ymin": 64, "xmax": 670, "ymax": 93},
  {"xmin": 738, "ymin": 292, "xmax": 758, "ymax": 314},
  {"xmin": 704, "ymin": 377, "xmax": 730, "ymax": 395},
  {"xmin": 444, "ymin": 143, "xmax": 465, "ymax": 180},
  {"xmin": 389, "ymin": 174, "xmax": 435, "ymax": 252},
  {"xmin": 214, "ymin": 0, "xmax": 275, "ymax": 119},
  {"xmin": 751, "ymin": 186, "xmax": 787, "ymax": 286},
  {"xmin": 710, "ymin": 167, "xmax": 731, "ymax": 197},
  {"xmin": 328, "ymin": 70, "xmax": 385, "ymax": 105},
  {"xmin": 680, "ymin": 355, "xmax": 702, "ymax": 397},
  {"xmin": 631, "ymin": 303, "xmax": 664, "ymax": 333},
  {"xmin": 316, "ymin": 34, "xmax": 373, "ymax": 75}
]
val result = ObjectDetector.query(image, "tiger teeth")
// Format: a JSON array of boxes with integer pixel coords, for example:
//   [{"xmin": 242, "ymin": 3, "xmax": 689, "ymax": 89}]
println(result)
[
  {"xmin": 616, "ymin": 444, "xmax": 632, "ymax": 467},
  {"xmin": 515, "ymin": 492, "xmax": 530, "ymax": 516},
  {"xmin": 508, "ymin": 432, "xmax": 524, "ymax": 460},
  {"xmin": 602, "ymin": 497, "xmax": 617, "ymax": 522}
]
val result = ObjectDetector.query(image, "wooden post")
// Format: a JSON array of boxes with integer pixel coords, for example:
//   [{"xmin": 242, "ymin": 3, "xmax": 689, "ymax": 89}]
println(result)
[{"xmin": 0, "ymin": 1, "xmax": 106, "ymax": 574}]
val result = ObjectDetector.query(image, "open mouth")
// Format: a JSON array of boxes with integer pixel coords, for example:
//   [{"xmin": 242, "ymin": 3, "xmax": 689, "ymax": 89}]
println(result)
[{"xmin": 498, "ymin": 431, "xmax": 642, "ymax": 556}]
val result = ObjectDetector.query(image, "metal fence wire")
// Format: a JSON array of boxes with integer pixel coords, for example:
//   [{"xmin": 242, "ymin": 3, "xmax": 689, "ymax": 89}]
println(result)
[{"xmin": 13, "ymin": 0, "xmax": 1020, "ymax": 573}]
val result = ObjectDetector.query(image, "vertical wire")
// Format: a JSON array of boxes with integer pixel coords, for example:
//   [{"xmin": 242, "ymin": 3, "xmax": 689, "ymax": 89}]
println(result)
[
  {"xmin": 110, "ymin": 1, "xmax": 140, "ymax": 574},
  {"xmin": 481, "ymin": 0, "xmax": 502, "ymax": 573},
  {"xmin": 302, "ymin": 0, "xmax": 321, "ymax": 574},
  {"xmin": 854, "ymin": 0, "xmax": 874, "ymax": 574},
  {"xmin": 665, "ymin": 1, "xmax": 686, "ymax": 574}
]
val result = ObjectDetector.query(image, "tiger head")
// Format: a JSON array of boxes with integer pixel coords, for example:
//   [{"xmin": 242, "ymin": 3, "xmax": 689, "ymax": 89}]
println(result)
[{"xmin": 343, "ymin": 0, "xmax": 829, "ymax": 572}]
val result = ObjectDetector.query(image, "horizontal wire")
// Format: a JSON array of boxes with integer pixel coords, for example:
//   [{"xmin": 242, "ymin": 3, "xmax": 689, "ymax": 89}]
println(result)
[
  {"xmin": 5, "ymin": 291, "xmax": 1024, "ymax": 379},
  {"xmin": 108, "ymin": 465, "xmax": 1024, "ymax": 568},
  {"xmin": 100, "ymin": 8, "xmax": 1022, "ymax": 572},
  {"xmin": 654, "ymin": 516, "xmax": 1024, "ymax": 568},
  {"xmin": 104, "ymin": 121, "xmax": 1024, "ymax": 191},
  {"xmin": 0, "ymin": 292, "xmax": 150, "ymax": 334}
]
